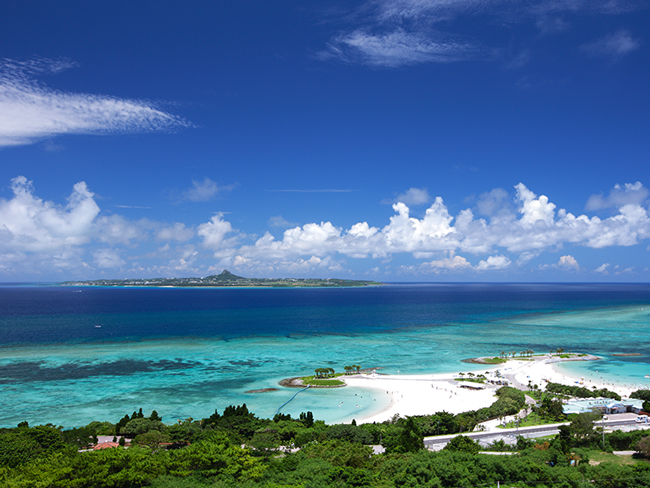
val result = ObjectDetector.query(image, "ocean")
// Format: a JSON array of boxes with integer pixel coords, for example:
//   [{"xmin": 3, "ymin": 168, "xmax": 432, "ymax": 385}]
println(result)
[{"xmin": 1, "ymin": 283, "xmax": 649, "ymax": 428}]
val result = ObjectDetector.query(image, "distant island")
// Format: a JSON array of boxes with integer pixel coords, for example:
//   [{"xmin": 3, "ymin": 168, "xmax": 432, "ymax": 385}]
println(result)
[{"xmin": 61, "ymin": 270, "xmax": 383, "ymax": 288}]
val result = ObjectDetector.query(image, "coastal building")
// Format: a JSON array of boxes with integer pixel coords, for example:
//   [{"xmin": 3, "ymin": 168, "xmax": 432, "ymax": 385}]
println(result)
[{"xmin": 563, "ymin": 398, "xmax": 644, "ymax": 415}]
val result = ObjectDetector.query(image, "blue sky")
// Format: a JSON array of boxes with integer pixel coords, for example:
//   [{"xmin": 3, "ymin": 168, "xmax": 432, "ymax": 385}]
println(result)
[{"xmin": 0, "ymin": 0, "xmax": 649, "ymax": 282}]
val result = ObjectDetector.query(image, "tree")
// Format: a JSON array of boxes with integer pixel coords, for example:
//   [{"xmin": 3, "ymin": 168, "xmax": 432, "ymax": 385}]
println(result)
[
  {"xmin": 569, "ymin": 412, "xmax": 602, "ymax": 447},
  {"xmin": 120, "ymin": 418, "xmax": 165, "ymax": 438},
  {"xmin": 249, "ymin": 430, "xmax": 280, "ymax": 459},
  {"xmin": 385, "ymin": 417, "xmax": 424, "ymax": 454},
  {"xmin": 134, "ymin": 430, "xmax": 169, "ymax": 451},
  {"xmin": 300, "ymin": 411, "xmax": 314, "ymax": 428},
  {"xmin": 631, "ymin": 389, "xmax": 650, "ymax": 412},
  {"xmin": 635, "ymin": 436, "xmax": 650, "ymax": 457},
  {"xmin": 444, "ymin": 435, "xmax": 480, "ymax": 455}
]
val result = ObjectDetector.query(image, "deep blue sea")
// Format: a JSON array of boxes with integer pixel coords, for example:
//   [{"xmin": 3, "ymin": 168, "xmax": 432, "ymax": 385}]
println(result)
[{"xmin": 1, "ymin": 283, "xmax": 650, "ymax": 428}]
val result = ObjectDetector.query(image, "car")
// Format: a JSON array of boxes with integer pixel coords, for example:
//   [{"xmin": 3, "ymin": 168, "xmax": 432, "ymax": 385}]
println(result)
[{"xmin": 636, "ymin": 416, "xmax": 649, "ymax": 423}]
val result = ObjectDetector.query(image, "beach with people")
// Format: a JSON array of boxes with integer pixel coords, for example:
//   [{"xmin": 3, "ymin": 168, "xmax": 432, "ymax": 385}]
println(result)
[{"xmin": 346, "ymin": 353, "xmax": 639, "ymax": 424}]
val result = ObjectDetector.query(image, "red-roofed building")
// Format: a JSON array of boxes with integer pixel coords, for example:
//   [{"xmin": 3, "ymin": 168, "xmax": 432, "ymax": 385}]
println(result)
[{"xmin": 93, "ymin": 441, "xmax": 120, "ymax": 450}]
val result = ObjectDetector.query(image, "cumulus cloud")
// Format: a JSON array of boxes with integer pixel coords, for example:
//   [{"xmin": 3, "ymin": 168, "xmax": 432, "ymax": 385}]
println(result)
[
  {"xmin": 0, "ymin": 58, "xmax": 190, "ymax": 147},
  {"xmin": 230, "ymin": 182, "xmax": 650, "ymax": 268},
  {"xmin": 476, "ymin": 188, "xmax": 512, "ymax": 219},
  {"xmin": 476, "ymin": 255, "xmax": 511, "ymax": 271},
  {"xmin": 422, "ymin": 253, "xmax": 472, "ymax": 271},
  {"xmin": 4, "ymin": 175, "xmax": 650, "ymax": 278},
  {"xmin": 182, "ymin": 178, "xmax": 234, "ymax": 202},
  {"xmin": 579, "ymin": 30, "xmax": 640, "ymax": 58},
  {"xmin": 196, "ymin": 213, "xmax": 239, "ymax": 251},
  {"xmin": 558, "ymin": 255, "xmax": 579, "ymax": 269},
  {"xmin": 586, "ymin": 182, "xmax": 649, "ymax": 211},
  {"xmin": 0, "ymin": 176, "xmax": 100, "ymax": 252},
  {"xmin": 394, "ymin": 187, "xmax": 430, "ymax": 206}
]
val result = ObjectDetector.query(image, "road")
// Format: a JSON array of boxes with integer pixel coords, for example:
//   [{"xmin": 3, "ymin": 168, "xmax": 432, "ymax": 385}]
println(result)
[{"xmin": 423, "ymin": 413, "xmax": 646, "ymax": 450}]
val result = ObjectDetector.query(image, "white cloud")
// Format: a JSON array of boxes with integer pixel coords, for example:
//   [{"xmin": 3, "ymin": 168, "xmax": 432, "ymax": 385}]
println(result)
[
  {"xmin": 558, "ymin": 254, "xmax": 579, "ymax": 269},
  {"xmin": 395, "ymin": 187, "xmax": 430, "ymax": 206},
  {"xmin": 197, "ymin": 213, "xmax": 239, "ymax": 251},
  {"xmin": 94, "ymin": 214, "xmax": 146, "ymax": 245},
  {"xmin": 595, "ymin": 263, "xmax": 610, "ymax": 274},
  {"xmin": 268, "ymin": 215, "xmax": 298, "ymax": 228},
  {"xmin": 476, "ymin": 188, "xmax": 512, "ymax": 219},
  {"xmin": 5, "ymin": 176, "xmax": 650, "ymax": 279},
  {"xmin": 579, "ymin": 30, "xmax": 640, "ymax": 58},
  {"xmin": 0, "ymin": 176, "xmax": 100, "ymax": 252},
  {"xmin": 157, "ymin": 223, "xmax": 194, "ymax": 242},
  {"xmin": 476, "ymin": 255, "xmax": 511, "ymax": 271},
  {"xmin": 0, "ymin": 59, "xmax": 190, "ymax": 147},
  {"xmin": 586, "ymin": 182, "xmax": 649, "ymax": 211},
  {"xmin": 330, "ymin": 29, "xmax": 477, "ymax": 67},
  {"xmin": 93, "ymin": 249, "xmax": 125, "ymax": 268},
  {"xmin": 515, "ymin": 183, "xmax": 556, "ymax": 226},
  {"xmin": 320, "ymin": 1, "xmax": 644, "ymax": 68},
  {"xmin": 232, "ymin": 182, "xmax": 650, "ymax": 267},
  {"xmin": 422, "ymin": 253, "xmax": 472, "ymax": 271},
  {"xmin": 182, "ymin": 178, "xmax": 234, "ymax": 202}
]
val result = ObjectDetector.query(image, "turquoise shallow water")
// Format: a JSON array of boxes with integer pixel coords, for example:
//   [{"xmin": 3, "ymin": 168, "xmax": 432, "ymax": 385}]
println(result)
[{"xmin": 1, "ymin": 284, "xmax": 649, "ymax": 428}]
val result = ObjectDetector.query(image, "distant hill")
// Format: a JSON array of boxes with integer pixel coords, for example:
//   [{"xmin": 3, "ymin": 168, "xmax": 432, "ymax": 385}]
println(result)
[
  {"xmin": 204, "ymin": 270, "xmax": 245, "ymax": 281},
  {"xmin": 61, "ymin": 271, "xmax": 383, "ymax": 288}
]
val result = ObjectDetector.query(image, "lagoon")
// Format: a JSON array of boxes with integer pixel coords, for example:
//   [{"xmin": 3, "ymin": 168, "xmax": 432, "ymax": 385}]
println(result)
[{"xmin": 1, "ymin": 283, "xmax": 649, "ymax": 428}]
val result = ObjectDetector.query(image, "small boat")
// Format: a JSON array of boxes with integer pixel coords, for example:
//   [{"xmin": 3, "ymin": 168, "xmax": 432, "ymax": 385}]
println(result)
[{"xmin": 95, "ymin": 325, "xmax": 101, "ymax": 328}]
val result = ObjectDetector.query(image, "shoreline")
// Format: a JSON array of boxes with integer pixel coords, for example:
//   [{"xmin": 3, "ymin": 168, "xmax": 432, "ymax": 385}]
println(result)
[{"xmin": 342, "ymin": 353, "xmax": 635, "ymax": 425}]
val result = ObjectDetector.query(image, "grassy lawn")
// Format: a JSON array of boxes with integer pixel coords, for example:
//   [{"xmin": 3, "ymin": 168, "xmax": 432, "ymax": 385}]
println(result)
[
  {"xmin": 498, "ymin": 412, "xmax": 564, "ymax": 429},
  {"xmin": 482, "ymin": 357, "xmax": 508, "ymax": 364},
  {"xmin": 585, "ymin": 450, "xmax": 648, "ymax": 466},
  {"xmin": 301, "ymin": 375, "xmax": 345, "ymax": 386},
  {"xmin": 455, "ymin": 377, "xmax": 486, "ymax": 383}
]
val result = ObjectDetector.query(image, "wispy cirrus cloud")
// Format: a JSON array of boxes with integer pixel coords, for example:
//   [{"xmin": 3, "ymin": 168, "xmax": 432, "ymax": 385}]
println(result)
[
  {"xmin": 265, "ymin": 189, "xmax": 353, "ymax": 193},
  {"xmin": 319, "ymin": 0, "xmax": 646, "ymax": 68},
  {"xmin": 0, "ymin": 58, "xmax": 191, "ymax": 147},
  {"xmin": 327, "ymin": 29, "xmax": 479, "ymax": 67},
  {"xmin": 579, "ymin": 30, "xmax": 640, "ymax": 58}
]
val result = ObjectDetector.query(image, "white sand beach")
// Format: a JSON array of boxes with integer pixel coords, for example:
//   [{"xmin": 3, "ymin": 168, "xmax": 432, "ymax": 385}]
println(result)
[{"xmin": 347, "ymin": 355, "xmax": 637, "ymax": 424}]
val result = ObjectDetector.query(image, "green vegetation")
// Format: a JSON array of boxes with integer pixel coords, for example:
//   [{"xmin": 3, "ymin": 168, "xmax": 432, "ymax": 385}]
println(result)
[
  {"xmin": 546, "ymin": 382, "xmax": 622, "ymax": 401},
  {"xmin": 454, "ymin": 377, "xmax": 486, "ymax": 383},
  {"xmin": 5, "ymin": 401, "xmax": 650, "ymax": 487},
  {"xmin": 482, "ymin": 356, "xmax": 508, "ymax": 364},
  {"xmin": 61, "ymin": 270, "xmax": 383, "ymax": 288},
  {"xmin": 302, "ymin": 378, "xmax": 345, "ymax": 386},
  {"xmin": 631, "ymin": 390, "xmax": 650, "ymax": 412}
]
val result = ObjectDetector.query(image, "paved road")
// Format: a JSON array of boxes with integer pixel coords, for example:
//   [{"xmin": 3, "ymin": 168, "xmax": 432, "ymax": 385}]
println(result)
[{"xmin": 423, "ymin": 415, "xmax": 646, "ymax": 450}]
